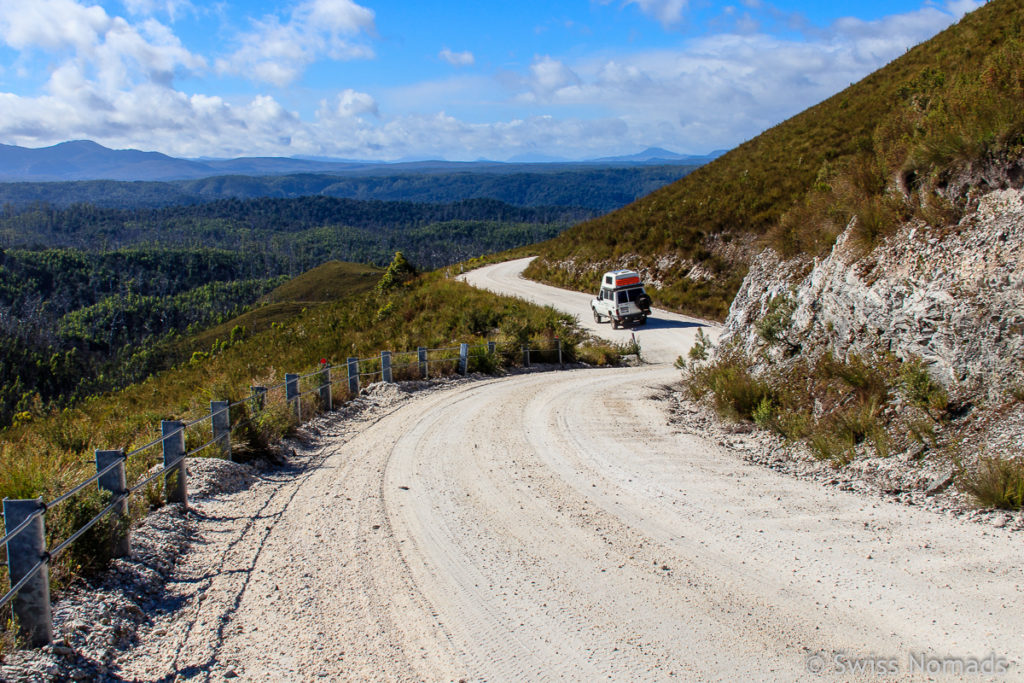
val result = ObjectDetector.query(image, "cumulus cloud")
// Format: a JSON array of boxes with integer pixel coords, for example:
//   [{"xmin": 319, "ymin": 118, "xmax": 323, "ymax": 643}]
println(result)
[
  {"xmin": 526, "ymin": 56, "xmax": 581, "ymax": 98},
  {"xmin": 439, "ymin": 47, "xmax": 474, "ymax": 67},
  {"xmin": 0, "ymin": 0, "xmax": 205, "ymax": 93},
  {"xmin": 318, "ymin": 88, "xmax": 379, "ymax": 119},
  {"xmin": 506, "ymin": 2, "xmax": 982, "ymax": 153},
  {"xmin": 215, "ymin": 0, "xmax": 375, "ymax": 86}
]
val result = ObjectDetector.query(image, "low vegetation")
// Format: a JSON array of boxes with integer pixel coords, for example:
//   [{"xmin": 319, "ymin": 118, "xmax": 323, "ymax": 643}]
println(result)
[
  {"xmin": 685, "ymin": 348, "xmax": 936, "ymax": 469},
  {"xmin": 684, "ymin": 339, "xmax": 1024, "ymax": 510},
  {"xmin": 961, "ymin": 457, "xmax": 1024, "ymax": 510}
]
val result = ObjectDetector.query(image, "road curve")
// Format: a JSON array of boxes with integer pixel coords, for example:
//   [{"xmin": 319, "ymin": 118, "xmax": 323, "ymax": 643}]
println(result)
[
  {"xmin": 117, "ymin": 260, "xmax": 1023, "ymax": 682},
  {"xmin": 457, "ymin": 256, "xmax": 717, "ymax": 364}
]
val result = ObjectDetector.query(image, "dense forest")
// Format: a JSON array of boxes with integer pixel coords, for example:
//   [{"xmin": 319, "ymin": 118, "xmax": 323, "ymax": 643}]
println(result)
[
  {"xmin": 0, "ymin": 247, "xmax": 289, "ymax": 426},
  {"xmin": 0, "ymin": 194, "xmax": 582, "ymax": 428},
  {"xmin": 0, "ymin": 165, "xmax": 696, "ymax": 211},
  {"xmin": 0, "ymin": 196, "xmax": 586, "ymax": 270}
]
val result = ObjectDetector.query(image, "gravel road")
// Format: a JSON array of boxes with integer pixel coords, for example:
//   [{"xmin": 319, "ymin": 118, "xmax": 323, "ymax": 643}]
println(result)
[
  {"xmin": 457, "ymin": 257, "xmax": 715, "ymax": 364},
  {"xmin": 109, "ymin": 259, "xmax": 1021, "ymax": 682}
]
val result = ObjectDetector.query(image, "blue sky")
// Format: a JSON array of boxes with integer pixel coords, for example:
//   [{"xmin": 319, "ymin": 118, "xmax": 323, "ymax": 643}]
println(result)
[{"xmin": 0, "ymin": 0, "xmax": 983, "ymax": 160}]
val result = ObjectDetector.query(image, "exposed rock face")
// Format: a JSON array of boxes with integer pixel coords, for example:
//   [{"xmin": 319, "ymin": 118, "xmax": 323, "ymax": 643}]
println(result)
[{"xmin": 720, "ymin": 189, "xmax": 1024, "ymax": 400}]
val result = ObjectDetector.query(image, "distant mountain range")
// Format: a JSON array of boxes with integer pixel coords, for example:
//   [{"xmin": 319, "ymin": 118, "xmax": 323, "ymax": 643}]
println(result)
[{"xmin": 0, "ymin": 140, "xmax": 725, "ymax": 182}]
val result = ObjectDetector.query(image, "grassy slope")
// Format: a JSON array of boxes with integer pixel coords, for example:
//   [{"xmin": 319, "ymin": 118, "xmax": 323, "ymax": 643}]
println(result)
[
  {"xmin": 185, "ymin": 261, "xmax": 384, "ymax": 351},
  {"xmin": 526, "ymin": 0, "xmax": 1023, "ymax": 319}
]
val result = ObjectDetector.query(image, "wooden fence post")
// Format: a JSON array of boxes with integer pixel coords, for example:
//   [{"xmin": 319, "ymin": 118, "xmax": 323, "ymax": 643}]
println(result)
[
  {"xmin": 319, "ymin": 362, "xmax": 332, "ymax": 411},
  {"xmin": 347, "ymin": 357, "xmax": 359, "ymax": 396}
]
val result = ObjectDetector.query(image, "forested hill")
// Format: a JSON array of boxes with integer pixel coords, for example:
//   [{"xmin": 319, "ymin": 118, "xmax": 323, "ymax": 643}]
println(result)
[
  {"xmin": 0, "ymin": 196, "xmax": 587, "ymax": 271},
  {"xmin": 0, "ymin": 165, "xmax": 698, "ymax": 212}
]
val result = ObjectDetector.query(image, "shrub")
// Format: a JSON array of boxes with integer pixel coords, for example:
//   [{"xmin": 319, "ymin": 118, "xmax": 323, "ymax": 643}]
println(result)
[
  {"xmin": 688, "ymin": 355, "xmax": 774, "ymax": 422},
  {"xmin": 755, "ymin": 294, "xmax": 796, "ymax": 345},
  {"xmin": 687, "ymin": 328, "xmax": 714, "ymax": 363}
]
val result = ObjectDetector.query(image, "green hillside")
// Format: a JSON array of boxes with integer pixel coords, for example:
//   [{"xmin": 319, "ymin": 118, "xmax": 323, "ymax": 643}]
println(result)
[
  {"xmin": 186, "ymin": 261, "xmax": 384, "ymax": 351},
  {"xmin": 527, "ymin": 0, "xmax": 1024, "ymax": 319},
  {"xmin": 259, "ymin": 261, "xmax": 383, "ymax": 304}
]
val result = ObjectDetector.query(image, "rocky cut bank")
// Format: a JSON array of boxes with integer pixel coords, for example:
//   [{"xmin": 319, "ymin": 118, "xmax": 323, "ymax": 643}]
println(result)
[{"xmin": 705, "ymin": 180, "xmax": 1024, "ymax": 508}]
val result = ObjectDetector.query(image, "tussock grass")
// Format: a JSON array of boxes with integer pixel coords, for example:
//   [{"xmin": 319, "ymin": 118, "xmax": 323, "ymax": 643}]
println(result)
[
  {"xmin": 685, "ymin": 349, "xmax": 902, "ymax": 466},
  {"xmin": 961, "ymin": 457, "xmax": 1024, "ymax": 510}
]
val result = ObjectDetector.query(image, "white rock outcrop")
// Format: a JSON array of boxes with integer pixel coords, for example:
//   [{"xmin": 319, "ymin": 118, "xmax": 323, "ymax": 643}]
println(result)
[{"xmin": 720, "ymin": 189, "xmax": 1024, "ymax": 399}]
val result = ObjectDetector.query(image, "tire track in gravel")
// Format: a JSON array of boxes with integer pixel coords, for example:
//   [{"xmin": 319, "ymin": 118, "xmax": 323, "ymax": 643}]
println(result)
[{"xmin": 383, "ymin": 364, "xmax": 1023, "ymax": 681}]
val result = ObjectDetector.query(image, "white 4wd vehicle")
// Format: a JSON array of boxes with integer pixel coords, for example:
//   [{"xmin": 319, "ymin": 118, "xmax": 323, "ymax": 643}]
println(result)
[{"xmin": 591, "ymin": 270, "xmax": 652, "ymax": 329}]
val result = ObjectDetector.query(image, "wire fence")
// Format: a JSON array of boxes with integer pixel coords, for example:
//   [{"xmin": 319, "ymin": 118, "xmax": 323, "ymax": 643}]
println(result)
[{"xmin": 0, "ymin": 336, "xmax": 574, "ymax": 647}]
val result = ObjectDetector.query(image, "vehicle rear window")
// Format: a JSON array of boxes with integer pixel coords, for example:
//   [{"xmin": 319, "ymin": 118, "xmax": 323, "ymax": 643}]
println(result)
[{"xmin": 618, "ymin": 288, "xmax": 645, "ymax": 303}]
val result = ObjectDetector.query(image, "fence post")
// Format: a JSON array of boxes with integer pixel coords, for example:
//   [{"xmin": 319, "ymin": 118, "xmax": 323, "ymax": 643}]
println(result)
[
  {"xmin": 2, "ymin": 498, "xmax": 52, "ymax": 647},
  {"xmin": 557, "ymin": 337, "xmax": 563, "ymax": 369},
  {"xmin": 250, "ymin": 385, "xmax": 267, "ymax": 413},
  {"xmin": 382, "ymin": 351, "xmax": 393, "ymax": 383},
  {"xmin": 347, "ymin": 357, "xmax": 359, "ymax": 396},
  {"xmin": 211, "ymin": 401, "xmax": 231, "ymax": 459},
  {"xmin": 523, "ymin": 345, "xmax": 530, "ymax": 367},
  {"xmin": 319, "ymin": 362, "xmax": 332, "ymax": 411},
  {"xmin": 487, "ymin": 341, "xmax": 496, "ymax": 356},
  {"xmin": 161, "ymin": 420, "xmax": 187, "ymax": 505},
  {"xmin": 418, "ymin": 347, "xmax": 428, "ymax": 378},
  {"xmin": 459, "ymin": 343, "xmax": 469, "ymax": 375},
  {"xmin": 95, "ymin": 449, "xmax": 130, "ymax": 557},
  {"xmin": 285, "ymin": 373, "xmax": 300, "ymax": 419}
]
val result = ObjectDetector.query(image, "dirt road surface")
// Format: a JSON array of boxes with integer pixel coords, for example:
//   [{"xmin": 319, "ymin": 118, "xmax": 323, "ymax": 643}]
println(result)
[{"xmin": 116, "ymin": 259, "xmax": 1022, "ymax": 682}]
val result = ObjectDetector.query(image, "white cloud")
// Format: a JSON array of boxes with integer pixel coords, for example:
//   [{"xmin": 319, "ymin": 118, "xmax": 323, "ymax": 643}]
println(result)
[
  {"xmin": 319, "ymin": 88, "xmax": 378, "ymax": 118},
  {"xmin": 599, "ymin": 0, "xmax": 690, "ymax": 27},
  {"xmin": 439, "ymin": 47, "xmax": 474, "ymax": 67},
  {"xmin": 215, "ymin": 0, "xmax": 375, "ymax": 86},
  {"xmin": 527, "ymin": 56, "xmax": 581, "ymax": 98},
  {"xmin": 0, "ymin": 0, "xmax": 111, "ymax": 51},
  {"xmin": 0, "ymin": 0, "xmax": 205, "ymax": 95}
]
